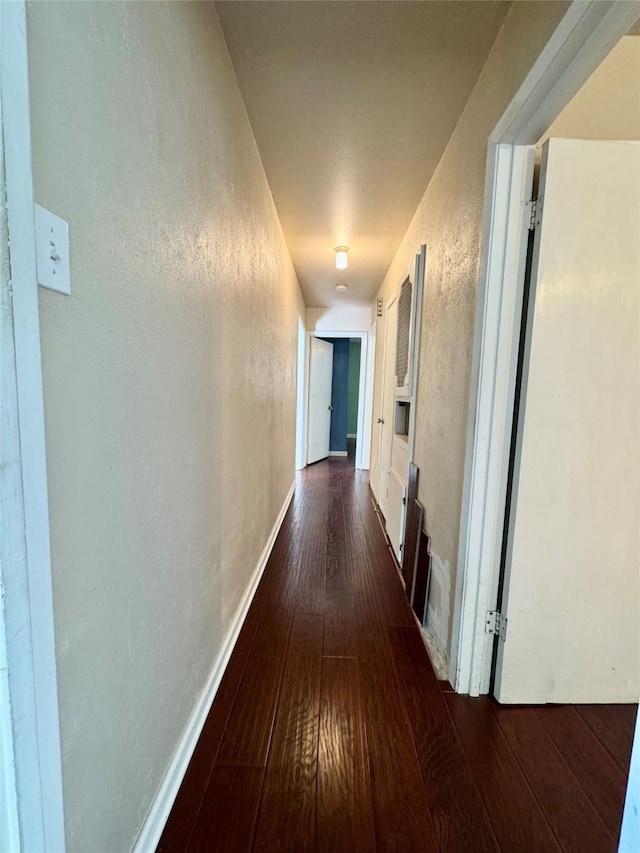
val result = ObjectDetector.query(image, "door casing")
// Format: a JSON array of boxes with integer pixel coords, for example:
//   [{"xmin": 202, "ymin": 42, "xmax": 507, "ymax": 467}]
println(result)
[
  {"xmin": 295, "ymin": 320, "xmax": 307, "ymax": 470},
  {"xmin": 376, "ymin": 295, "xmax": 398, "ymax": 519},
  {"xmin": 301, "ymin": 330, "xmax": 372, "ymax": 471}
]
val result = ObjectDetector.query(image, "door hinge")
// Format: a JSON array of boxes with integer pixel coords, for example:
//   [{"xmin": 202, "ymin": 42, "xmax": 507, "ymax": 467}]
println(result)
[
  {"xmin": 524, "ymin": 197, "xmax": 540, "ymax": 231},
  {"xmin": 485, "ymin": 610, "xmax": 507, "ymax": 641}
]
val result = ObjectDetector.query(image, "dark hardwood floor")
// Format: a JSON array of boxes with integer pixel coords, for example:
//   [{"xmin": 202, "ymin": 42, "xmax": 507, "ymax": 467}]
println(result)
[{"xmin": 158, "ymin": 459, "xmax": 637, "ymax": 853}]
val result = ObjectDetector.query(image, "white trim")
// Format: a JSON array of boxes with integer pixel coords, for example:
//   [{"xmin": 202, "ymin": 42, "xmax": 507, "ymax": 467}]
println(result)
[
  {"xmin": 302, "ymin": 330, "xmax": 312, "ymax": 466},
  {"xmin": 0, "ymin": 602, "xmax": 20, "ymax": 853},
  {"xmin": 452, "ymin": 0, "xmax": 640, "ymax": 695},
  {"xmin": 374, "ymin": 295, "xmax": 397, "ymax": 507},
  {"xmin": 133, "ymin": 481, "xmax": 295, "ymax": 853},
  {"xmin": 328, "ymin": 451, "xmax": 348, "ymax": 457},
  {"xmin": 354, "ymin": 334, "xmax": 369, "ymax": 469},
  {"xmin": 493, "ymin": 1, "xmax": 640, "ymax": 146},
  {"xmin": 361, "ymin": 323, "xmax": 375, "ymax": 470},
  {"xmin": 451, "ymin": 144, "xmax": 534, "ymax": 695},
  {"xmin": 0, "ymin": 22, "xmax": 21, "ymax": 851},
  {"xmin": 295, "ymin": 319, "xmax": 307, "ymax": 470},
  {"xmin": 1, "ymin": 2, "xmax": 66, "ymax": 848},
  {"xmin": 305, "ymin": 330, "xmax": 373, "ymax": 470},
  {"xmin": 406, "ymin": 246, "xmax": 426, "ymax": 467}
]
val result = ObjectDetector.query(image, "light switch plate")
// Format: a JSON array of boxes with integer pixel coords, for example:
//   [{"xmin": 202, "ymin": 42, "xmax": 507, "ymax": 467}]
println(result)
[{"xmin": 34, "ymin": 203, "xmax": 70, "ymax": 294}]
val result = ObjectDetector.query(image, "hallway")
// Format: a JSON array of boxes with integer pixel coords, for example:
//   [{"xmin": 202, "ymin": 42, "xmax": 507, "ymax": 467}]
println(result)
[{"xmin": 158, "ymin": 460, "xmax": 636, "ymax": 853}]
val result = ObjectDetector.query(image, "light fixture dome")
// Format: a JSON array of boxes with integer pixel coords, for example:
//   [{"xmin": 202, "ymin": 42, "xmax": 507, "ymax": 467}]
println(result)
[
  {"xmin": 335, "ymin": 283, "xmax": 347, "ymax": 292},
  {"xmin": 335, "ymin": 246, "xmax": 349, "ymax": 270}
]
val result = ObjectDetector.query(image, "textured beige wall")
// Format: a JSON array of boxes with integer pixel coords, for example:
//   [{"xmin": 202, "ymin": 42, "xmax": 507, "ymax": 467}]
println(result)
[
  {"xmin": 306, "ymin": 306, "xmax": 372, "ymax": 333},
  {"xmin": 541, "ymin": 36, "xmax": 640, "ymax": 144},
  {"xmin": 27, "ymin": 2, "xmax": 303, "ymax": 850},
  {"xmin": 370, "ymin": 1, "xmax": 571, "ymax": 660}
]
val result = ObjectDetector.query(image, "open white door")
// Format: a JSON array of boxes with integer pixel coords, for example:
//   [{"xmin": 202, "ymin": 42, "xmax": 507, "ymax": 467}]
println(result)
[
  {"xmin": 495, "ymin": 139, "xmax": 640, "ymax": 704},
  {"xmin": 307, "ymin": 337, "xmax": 333, "ymax": 464}
]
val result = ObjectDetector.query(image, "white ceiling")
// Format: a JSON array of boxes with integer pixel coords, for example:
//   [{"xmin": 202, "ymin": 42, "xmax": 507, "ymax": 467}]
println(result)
[{"xmin": 216, "ymin": 1, "xmax": 510, "ymax": 307}]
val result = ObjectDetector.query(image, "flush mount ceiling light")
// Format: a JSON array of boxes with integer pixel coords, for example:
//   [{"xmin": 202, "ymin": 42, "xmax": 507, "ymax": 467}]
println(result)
[
  {"xmin": 335, "ymin": 246, "xmax": 349, "ymax": 270},
  {"xmin": 335, "ymin": 283, "xmax": 348, "ymax": 292}
]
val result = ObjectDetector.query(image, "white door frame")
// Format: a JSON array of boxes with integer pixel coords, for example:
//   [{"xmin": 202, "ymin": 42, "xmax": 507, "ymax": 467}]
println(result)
[
  {"xmin": 295, "ymin": 319, "xmax": 307, "ymax": 470},
  {"xmin": 451, "ymin": 0, "xmax": 640, "ymax": 696},
  {"xmin": 303, "ymin": 330, "xmax": 372, "ymax": 470},
  {"xmin": 363, "ymin": 323, "xmax": 375, "ymax": 471},
  {"xmin": 369, "ymin": 315, "xmax": 382, "ymax": 500},
  {"xmin": 373, "ymin": 245, "xmax": 425, "ymax": 508},
  {"xmin": 375, "ymin": 295, "xmax": 397, "ymax": 507},
  {"xmin": 406, "ymin": 246, "xmax": 426, "ymax": 468},
  {"xmin": 1, "ymin": 2, "xmax": 66, "ymax": 849}
]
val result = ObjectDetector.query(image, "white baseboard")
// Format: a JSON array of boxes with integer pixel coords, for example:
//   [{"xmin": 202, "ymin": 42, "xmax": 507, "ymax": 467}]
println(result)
[
  {"xmin": 132, "ymin": 480, "xmax": 295, "ymax": 853},
  {"xmin": 328, "ymin": 451, "xmax": 348, "ymax": 457}
]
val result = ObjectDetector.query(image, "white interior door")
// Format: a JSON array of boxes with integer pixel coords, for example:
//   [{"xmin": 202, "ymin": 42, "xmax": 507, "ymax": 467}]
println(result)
[
  {"xmin": 496, "ymin": 138, "xmax": 640, "ymax": 704},
  {"xmin": 307, "ymin": 337, "xmax": 333, "ymax": 464},
  {"xmin": 377, "ymin": 298, "xmax": 397, "ymax": 520}
]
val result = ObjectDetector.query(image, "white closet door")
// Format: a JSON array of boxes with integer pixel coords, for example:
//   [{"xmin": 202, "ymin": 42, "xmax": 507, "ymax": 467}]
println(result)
[
  {"xmin": 496, "ymin": 139, "xmax": 640, "ymax": 704},
  {"xmin": 386, "ymin": 468, "xmax": 406, "ymax": 564}
]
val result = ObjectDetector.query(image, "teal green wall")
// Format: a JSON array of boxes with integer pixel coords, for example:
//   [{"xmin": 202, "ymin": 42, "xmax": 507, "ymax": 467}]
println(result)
[{"xmin": 347, "ymin": 340, "xmax": 361, "ymax": 435}]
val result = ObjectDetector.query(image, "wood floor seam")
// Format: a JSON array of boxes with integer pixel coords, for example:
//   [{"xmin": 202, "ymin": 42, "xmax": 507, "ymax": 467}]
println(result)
[
  {"xmin": 535, "ymin": 705, "xmax": 627, "ymax": 836},
  {"xmin": 403, "ymin": 708, "xmax": 444, "ymax": 850},
  {"xmin": 439, "ymin": 702, "xmax": 501, "ymax": 853},
  {"xmin": 451, "ymin": 694, "xmax": 562, "ymax": 852},
  {"xmin": 255, "ymin": 619, "xmax": 295, "ymax": 774},
  {"xmin": 529, "ymin": 707, "xmax": 617, "ymax": 842},
  {"xmin": 182, "ymin": 626, "xmax": 260, "ymax": 850},
  {"xmin": 492, "ymin": 704, "xmax": 613, "ymax": 851},
  {"xmin": 574, "ymin": 705, "xmax": 634, "ymax": 775},
  {"xmin": 490, "ymin": 718, "xmax": 566, "ymax": 852}
]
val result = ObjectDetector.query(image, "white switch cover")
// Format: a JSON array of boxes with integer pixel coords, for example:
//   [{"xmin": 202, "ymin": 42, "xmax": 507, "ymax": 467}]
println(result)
[{"xmin": 34, "ymin": 203, "xmax": 70, "ymax": 294}]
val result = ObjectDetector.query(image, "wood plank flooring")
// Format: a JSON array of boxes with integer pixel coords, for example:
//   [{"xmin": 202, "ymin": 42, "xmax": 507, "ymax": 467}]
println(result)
[{"xmin": 158, "ymin": 459, "xmax": 637, "ymax": 853}]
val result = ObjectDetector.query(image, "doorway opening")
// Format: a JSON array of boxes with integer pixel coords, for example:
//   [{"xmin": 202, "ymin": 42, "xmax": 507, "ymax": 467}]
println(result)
[
  {"xmin": 298, "ymin": 329, "xmax": 372, "ymax": 471},
  {"xmin": 317, "ymin": 337, "xmax": 361, "ymax": 466}
]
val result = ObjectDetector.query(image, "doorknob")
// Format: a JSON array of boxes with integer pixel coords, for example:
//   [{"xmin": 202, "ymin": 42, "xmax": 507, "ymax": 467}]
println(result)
[
  {"xmin": 328, "ymin": 406, "xmax": 333, "ymax": 410},
  {"xmin": 377, "ymin": 418, "xmax": 384, "ymax": 424}
]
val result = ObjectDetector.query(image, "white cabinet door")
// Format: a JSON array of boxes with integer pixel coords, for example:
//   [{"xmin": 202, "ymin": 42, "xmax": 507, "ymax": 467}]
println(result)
[
  {"xmin": 386, "ymin": 468, "xmax": 406, "ymax": 565},
  {"xmin": 496, "ymin": 139, "xmax": 640, "ymax": 704},
  {"xmin": 307, "ymin": 337, "xmax": 333, "ymax": 464}
]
